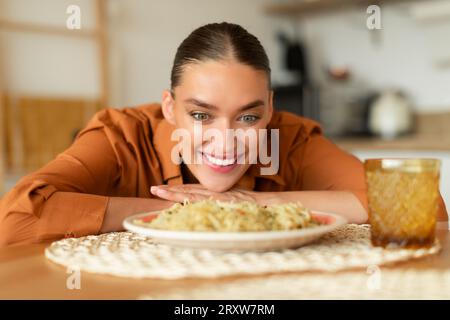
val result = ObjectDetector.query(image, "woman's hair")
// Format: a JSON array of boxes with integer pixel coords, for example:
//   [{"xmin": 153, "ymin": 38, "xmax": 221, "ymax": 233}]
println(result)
[{"xmin": 170, "ymin": 22, "xmax": 271, "ymax": 92}]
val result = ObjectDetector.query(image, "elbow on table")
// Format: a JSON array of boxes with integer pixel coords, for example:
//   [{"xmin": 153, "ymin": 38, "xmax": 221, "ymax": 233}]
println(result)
[
  {"xmin": 0, "ymin": 207, "xmax": 37, "ymax": 247},
  {"xmin": 347, "ymin": 189, "xmax": 369, "ymax": 225},
  {"xmin": 351, "ymin": 209, "xmax": 369, "ymax": 225},
  {"xmin": 0, "ymin": 180, "xmax": 52, "ymax": 247}
]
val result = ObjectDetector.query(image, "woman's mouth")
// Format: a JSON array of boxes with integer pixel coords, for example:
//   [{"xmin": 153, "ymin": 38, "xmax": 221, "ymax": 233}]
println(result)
[{"xmin": 200, "ymin": 152, "xmax": 242, "ymax": 173}]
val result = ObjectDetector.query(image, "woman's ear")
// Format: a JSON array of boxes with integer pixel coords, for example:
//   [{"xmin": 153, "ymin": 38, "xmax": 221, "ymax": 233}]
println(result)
[
  {"xmin": 161, "ymin": 89, "xmax": 176, "ymax": 125},
  {"xmin": 267, "ymin": 90, "xmax": 274, "ymax": 120}
]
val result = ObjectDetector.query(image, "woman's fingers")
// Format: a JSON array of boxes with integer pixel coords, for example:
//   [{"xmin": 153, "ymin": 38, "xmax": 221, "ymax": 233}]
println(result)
[
  {"xmin": 150, "ymin": 185, "xmax": 258, "ymax": 203},
  {"xmin": 163, "ymin": 184, "xmax": 211, "ymax": 194},
  {"xmin": 151, "ymin": 187, "xmax": 208, "ymax": 202},
  {"xmin": 152, "ymin": 184, "xmax": 215, "ymax": 197}
]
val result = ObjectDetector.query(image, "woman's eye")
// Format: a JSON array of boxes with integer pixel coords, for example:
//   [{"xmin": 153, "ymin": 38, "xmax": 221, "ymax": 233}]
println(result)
[
  {"xmin": 190, "ymin": 112, "xmax": 210, "ymax": 121},
  {"xmin": 239, "ymin": 114, "xmax": 260, "ymax": 123}
]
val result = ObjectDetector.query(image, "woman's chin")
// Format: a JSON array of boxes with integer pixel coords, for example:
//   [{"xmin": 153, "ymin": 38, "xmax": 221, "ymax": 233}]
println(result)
[
  {"xmin": 199, "ymin": 181, "xmax": 235, "ymax": 193},
  {"xmin": 194, "ymin": 175, "xmax": 238, "ymax": 193},
  {"xmin": 192, "ymin": 164, "xmax": 249, "ymax": 193}
]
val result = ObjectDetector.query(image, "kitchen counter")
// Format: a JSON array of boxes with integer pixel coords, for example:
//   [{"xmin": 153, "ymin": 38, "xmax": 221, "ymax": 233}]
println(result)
[
  {"xmin": 334, "ymin": 134, "xmax": 450, "ymax": 152},
  {"xmin": 334, "ymin": 112, "xmax": 450, "ymax": 152}
]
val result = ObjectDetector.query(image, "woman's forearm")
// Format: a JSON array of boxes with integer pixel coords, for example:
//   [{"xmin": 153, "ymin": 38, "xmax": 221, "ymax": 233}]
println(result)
[
  {"xmin": 102, "ymin": 190, "xmax": 368, "ymax": 234},
  {"xmin": 257, "ymin": 191, "xmax": 368, "ymax": 224},
  {"xmin": 100, "ymin": 197, "xmax": 175, "ymax": 233}
]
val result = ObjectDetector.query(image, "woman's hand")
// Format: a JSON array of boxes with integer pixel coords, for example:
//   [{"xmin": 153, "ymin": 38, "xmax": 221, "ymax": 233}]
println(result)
[
  {"xmin": 150, "ymin": 185, "xmax": 369, "ymax": 224},
  {"xmin": 150, "ymin": 184, "xmax": 260, "ymax": 203}
]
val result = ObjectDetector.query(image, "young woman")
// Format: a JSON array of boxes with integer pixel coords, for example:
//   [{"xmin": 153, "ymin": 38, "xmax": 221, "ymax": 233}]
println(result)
[{"xmin": 0, "ymin": 22, "xmax": 446, "ymax": 246}]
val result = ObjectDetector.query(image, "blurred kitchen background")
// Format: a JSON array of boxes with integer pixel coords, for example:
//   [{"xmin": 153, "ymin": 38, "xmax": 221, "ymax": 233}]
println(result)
[{"xmin": 1, "ymin": 0, "xmax": 450, "ymax": 206}]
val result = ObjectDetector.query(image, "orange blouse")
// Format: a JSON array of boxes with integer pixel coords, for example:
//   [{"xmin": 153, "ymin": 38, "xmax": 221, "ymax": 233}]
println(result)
[{"xmin": 0, "ymin": 103, "xmax": 447, "ymax": 246}]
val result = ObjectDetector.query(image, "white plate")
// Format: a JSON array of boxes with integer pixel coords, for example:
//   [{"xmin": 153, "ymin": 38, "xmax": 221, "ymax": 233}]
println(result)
[{"xmin": 123, "ymin": 210, "xmax": 347, "ymax": 251}]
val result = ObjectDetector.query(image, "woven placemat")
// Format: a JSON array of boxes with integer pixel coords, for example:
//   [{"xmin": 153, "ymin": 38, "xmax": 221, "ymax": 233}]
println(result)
[{"xmin": 44, "ymin": 224, "xmax": 441, "ymax": 279}]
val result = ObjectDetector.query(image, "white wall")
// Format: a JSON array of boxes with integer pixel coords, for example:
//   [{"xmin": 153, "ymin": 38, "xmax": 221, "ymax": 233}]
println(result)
[
  {"xmin": 0, "ymin": 0, "xmax": 100, "ymax": 99},
  {"xmin": 1, "ymin": 0, "xmax": 293, "ymax": 106},
  {"xmin": 297, "ymin": 1, "xmax": 450, "ymax": 113},
  {"xmin": 106, "ymin": 0, "xmax": 292, "ymax": 107}
]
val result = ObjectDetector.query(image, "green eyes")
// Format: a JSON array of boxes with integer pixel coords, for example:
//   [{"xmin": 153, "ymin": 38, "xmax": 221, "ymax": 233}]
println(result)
[
  {"xmin": 239, "ymin": 115, "xmax": 259, "ymax": 123},
  {"xmin": 191, "ymin": 112, "xmax": 210, "ymax": 121},
  {"xmin": 189, "ymin": 112, "xmax": 260, "ymax": 124}
]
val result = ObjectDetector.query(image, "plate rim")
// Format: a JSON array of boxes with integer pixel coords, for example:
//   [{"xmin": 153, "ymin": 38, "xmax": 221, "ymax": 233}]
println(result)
[{"xmin": 122, "ymin": 209, "xmax": 347, "ymax": 241}]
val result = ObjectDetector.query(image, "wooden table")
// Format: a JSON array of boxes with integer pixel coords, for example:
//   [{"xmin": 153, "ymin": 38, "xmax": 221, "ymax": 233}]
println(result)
[{"xmin": 1, "ymin": 223, "xmax": 449, "ymax": 300}]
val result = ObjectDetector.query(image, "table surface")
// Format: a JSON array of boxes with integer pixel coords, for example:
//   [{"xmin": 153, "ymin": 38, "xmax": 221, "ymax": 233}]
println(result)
[{"xmin": 1, "ymin": 222, "xmax": 449, "ymax": 300}]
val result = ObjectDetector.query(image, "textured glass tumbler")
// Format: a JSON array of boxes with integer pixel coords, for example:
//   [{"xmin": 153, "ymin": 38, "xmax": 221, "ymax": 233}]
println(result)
[{"xmin": 364, "ymin": 159, "xmax": 440, "ymax": 248}]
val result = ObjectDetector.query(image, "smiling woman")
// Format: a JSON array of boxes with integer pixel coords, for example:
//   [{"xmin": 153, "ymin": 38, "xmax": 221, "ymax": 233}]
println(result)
[
  {"xmin": 0, "ymin": 22, "xmax": 447, "ymax": 246},
  {"xmin": 161, "ymin": 23, "xmax": 274, "ymax": 193}
]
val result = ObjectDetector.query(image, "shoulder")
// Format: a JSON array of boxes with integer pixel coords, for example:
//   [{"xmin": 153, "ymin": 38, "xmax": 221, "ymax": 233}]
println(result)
[
  {"xmin": 92, "ymin": 103, "xmax": 164, "ymax": 128},
  {"xmin": 79, "ymin": 103, "xmax": 165, "ymax": 138},
  {"xmin": 268, "ymin": 111, "xmax": 323, "ymax": 148}
]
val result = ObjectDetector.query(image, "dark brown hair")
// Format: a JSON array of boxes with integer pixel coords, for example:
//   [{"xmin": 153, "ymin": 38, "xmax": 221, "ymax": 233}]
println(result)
[{"xmin": 170, "ymin": 22, "xmax": 271, "ymax": 92}]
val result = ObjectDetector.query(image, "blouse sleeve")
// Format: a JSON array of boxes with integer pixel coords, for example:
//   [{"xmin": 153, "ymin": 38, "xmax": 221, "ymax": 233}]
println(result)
[
  {"xmin": 0, "ymin": 127, "xmax": 119, "ymax": 246},
  {"xmin": 297, "ymin": 132, "xmax": 369, "ymax": 213}
]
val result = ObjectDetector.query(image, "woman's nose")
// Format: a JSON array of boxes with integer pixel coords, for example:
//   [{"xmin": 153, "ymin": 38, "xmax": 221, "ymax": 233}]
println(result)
[
  {"xmin": 207, "ymin": 119, "xmax": 236, "ymax": 151},
  {"xmin": 216, "ymin": 118, "xmax": 232, "ymax": 132}
]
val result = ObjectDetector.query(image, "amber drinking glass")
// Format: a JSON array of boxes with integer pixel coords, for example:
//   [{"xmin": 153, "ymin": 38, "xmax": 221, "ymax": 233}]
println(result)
[{"xmin": 364, "ymin": 158, "xmax": 440, "ymax": 248}]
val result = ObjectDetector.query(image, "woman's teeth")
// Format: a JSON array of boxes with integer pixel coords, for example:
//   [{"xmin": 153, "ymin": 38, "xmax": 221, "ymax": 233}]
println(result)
[{"xmin": 203, "ymin": 153, "xmax": 236, "ymax": 166}]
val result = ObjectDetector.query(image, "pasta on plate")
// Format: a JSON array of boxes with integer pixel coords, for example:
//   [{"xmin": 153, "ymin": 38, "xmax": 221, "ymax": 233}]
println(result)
[{"xmin": 134, "ymin": 199, "xmax": 320, "ymax": 232}]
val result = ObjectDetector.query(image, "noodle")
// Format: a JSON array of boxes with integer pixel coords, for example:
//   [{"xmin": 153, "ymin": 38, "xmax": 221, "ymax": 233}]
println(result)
[{"xmin": 135, "ymin": 199, "xmax": 319, "ymax": 232}]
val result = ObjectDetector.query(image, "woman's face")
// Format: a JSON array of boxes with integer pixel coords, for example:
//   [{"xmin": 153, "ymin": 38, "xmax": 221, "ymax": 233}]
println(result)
[{"xmin": 161, "ymin": 59, "xmax": 273, "ymax": 192}]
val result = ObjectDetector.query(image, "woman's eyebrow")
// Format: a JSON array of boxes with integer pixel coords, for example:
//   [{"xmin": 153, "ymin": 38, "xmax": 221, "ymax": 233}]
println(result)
[
  {"xmin": 240, "ymin": 100, "xmax": 265, "ymax": 111},
  {"xmin": 184, "ymin": 98, "xmax": 218, "ymax": 110},
  {"xmin": 183, "ymin": 98, "xmax": 265, "ymax": 111}
]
